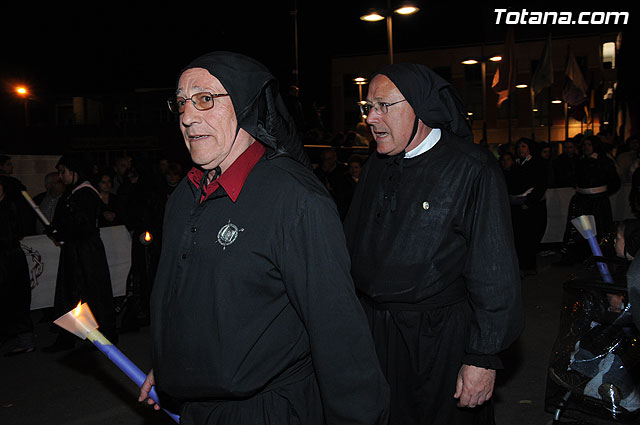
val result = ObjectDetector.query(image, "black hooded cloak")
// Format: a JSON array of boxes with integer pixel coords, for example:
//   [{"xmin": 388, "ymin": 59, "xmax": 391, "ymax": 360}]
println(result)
[
  {"xmin": 52, "ymin": 153, "xmax": 116, "ymax": 341},
  {"xmin": 151, "ymin": 52, "xmax": 389, "ymax": 425},
  {"xmin": 343, "ymin": 63, "xmax": 523, "ymax": 425}
]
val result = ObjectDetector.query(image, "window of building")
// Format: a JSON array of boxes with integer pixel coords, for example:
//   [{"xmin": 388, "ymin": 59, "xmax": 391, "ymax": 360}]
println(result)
[{"xmin": 602, "ymin": 41, "xmax": 615, "ymax": 69}]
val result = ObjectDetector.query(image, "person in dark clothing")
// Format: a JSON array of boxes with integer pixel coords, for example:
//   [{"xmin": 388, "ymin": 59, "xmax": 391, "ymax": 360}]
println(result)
[
  {"xmin": 0, "ymin": 155, "xmax": 36, "ymax": 237},
  {"xmin": 343, "ymin": 63, "xmax": 523, "ymax": 425},
  {"xmin": 0, "ymin": 180, "xmax": 35, "ymax": 355},
  {"xmin": 510, "ymin": 138, "xmax": 548, "ymax": 276},
  {"xmin": 562, "ymin": 135, "xmax": 621, "ymax": 263},
  {"xmin": 43, "ymin": 154, "xmax": 117, "ymax": 352},
  {"xmin": 553, "ymin": 139, "xmax": 580, "ymax": 188},
  {"xmin": 94, "ymin": 169, "xmax": 124, "ymax": 228},
  {"xmin": 314, "ymin": 148, "xmax": 352, "ymax": 220},
  {"xmin": 33, "ymin": 172, "xmax": 66, "ymax": 235},
  {"xmin": 138, "ymin": 51, "xmax": 389, "ymax": 425},
  {"xmin": 538, "ymin": 141, "xmax": 555, "ymax": 188}
]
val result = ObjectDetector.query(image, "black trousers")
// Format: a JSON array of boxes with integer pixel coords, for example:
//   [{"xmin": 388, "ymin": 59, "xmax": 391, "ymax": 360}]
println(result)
[
  {"xmin": 511, "ymin": 201, "xmax": 548, "ymax": 271},
  {"xmin": 360, "ymin": 297, "xmax": 495, "ymax": 425}
]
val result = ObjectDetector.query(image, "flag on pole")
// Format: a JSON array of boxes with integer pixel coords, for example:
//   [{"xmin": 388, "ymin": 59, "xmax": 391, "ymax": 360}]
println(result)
[
  {"xmin": 531, "ymin": 34, "xmax": 553, "ymax": 96},
  {"xmin": 562, "ymin": 47, "xmax": 588, "ymax": 107},
  {"xmin": 491, "ymin": 27, "xmax": 515, "ymax": 107}
]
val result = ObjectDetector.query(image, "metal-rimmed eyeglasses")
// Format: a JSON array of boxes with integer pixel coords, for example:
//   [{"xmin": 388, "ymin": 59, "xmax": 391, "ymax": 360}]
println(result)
[
  {"xmin": 167, "ymin": 92, "xmax": 230, "ymax": 114},
  {"xmin": 359, "ymin": 99, "xmax": 407, "ymax": 115}
]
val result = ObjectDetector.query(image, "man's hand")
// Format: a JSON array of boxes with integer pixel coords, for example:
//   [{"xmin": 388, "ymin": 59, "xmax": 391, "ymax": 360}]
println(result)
[
  {"xmin": 453, "ymin": 364, "xmax": 496, "ymax": 408},
  {"xmin": 138, "ymin": 369, "xmax": 161, "ymax": 410}
]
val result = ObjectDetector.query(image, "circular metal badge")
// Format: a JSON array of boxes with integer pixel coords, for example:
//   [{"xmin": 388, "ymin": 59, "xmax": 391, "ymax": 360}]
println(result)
[{"xmin": 217, "ymin": 220, "xmax": 244, "ymax": 249}]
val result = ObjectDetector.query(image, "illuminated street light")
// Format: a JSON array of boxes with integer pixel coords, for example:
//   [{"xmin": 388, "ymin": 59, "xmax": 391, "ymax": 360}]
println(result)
[
  {"xmin": 354, "ymin": 77, "xmax": 368, "ymax": 122},
  {"xmin": 360, "ymin": 11, "xmax": 385, "ymax": 21},
  {"xmin": 395, "ymin": 6, "xmax": 419, "ymax": 15},
  {"xmin": 462, "ymin": 55, "xmax": 504, "ymax": 141},
  {"xmin": 551, "ymin": 99, "xmax": 563, "ymax": 104},
  {"xmin": 516, "ymin": 84, "xmax": 528, "ymax": 89},
  {"xmin": 360, "ymin": 2, "xmax": 419, "ymax": 64},
  {"xmin": 354, "ymin": 77, "xmax": 368, "ymax": 102},
  {"xmin": 15, "ymin": 85, "xmax": 30, "ymax": 126}
]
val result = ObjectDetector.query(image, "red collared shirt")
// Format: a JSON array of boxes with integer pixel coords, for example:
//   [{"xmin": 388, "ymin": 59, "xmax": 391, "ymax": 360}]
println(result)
[{"xmin": 188, "ymin": 141, "xmax": 266, "ymax": 203}]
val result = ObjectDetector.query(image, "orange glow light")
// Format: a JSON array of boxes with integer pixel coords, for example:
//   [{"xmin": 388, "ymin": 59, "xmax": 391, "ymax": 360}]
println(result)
[
  {"xmin": 145, "ymin": 231, "xmax": 152, "ymax": 242},
  {"xmin": 73, "ymin": 301, "xmax": 83, "ymax": 316},
  {"xmin": 16, "ymin": 86, "xmax": 28, "ymax": 96}
]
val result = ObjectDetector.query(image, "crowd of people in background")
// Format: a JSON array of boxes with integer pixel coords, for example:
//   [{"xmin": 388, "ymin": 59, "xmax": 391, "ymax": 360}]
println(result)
[
  {"xmin": 2, "ymin": 127, "xmax": 640, "ymax": 355},
  {"xmin": 497, "ymin": 132, "xmax": 640, "ymax": 276},
  {"xmin": 0, "ymin": 152, "xmax": 185, "ymax": 354}
]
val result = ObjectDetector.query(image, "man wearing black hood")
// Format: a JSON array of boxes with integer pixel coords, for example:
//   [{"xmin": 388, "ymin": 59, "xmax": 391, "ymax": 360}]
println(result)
[
  {"xmin": 139, "ymin": 52, "xmax": 389, "ymax": 425},
  {"xmin": 343, "ymin": 64, "xmax": 523, "ymax": 424}
]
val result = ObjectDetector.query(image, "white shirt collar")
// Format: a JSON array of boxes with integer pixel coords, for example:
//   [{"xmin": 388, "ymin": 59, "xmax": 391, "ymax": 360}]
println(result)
[{"xmin": 404, "ymin": 128, "xmax": 441, "ymax": 158}]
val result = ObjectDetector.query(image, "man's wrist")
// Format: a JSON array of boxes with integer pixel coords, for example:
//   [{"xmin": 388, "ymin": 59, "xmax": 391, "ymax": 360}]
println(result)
[{"xmin": 463, "ymin": 354, "xmax": 503, "ymax": 370}]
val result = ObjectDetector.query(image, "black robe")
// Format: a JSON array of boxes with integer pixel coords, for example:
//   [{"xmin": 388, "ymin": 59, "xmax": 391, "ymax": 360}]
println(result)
[
  {"xmin": 52, "ymin": 183, "xmax": 115, "ymax": 339},
  {"xmin": 151, "ymin": 154, "xmax": 389, "ymax": 424},
  {"xmin": 508, "ymin": 156, "xmax": 548, "ymax": 271},
  {"xmin": 0, "ymin": 196, "xmax": 32, "ymax": 340},
  {"xmin": 343, "ymin": 130, "xmax": 523, "ymax": 425},
  {"xmin": 563, "ymin": 154, "xmax": 621, "ymax": 262}
]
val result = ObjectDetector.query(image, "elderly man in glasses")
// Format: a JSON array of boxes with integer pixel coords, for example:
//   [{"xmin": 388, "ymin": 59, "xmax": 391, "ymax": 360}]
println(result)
[
  {"xmin": 344, "ymin": 64, "xmax": 523, "ymax": 425},
  {"xmin": 138, "ymin": 51, "xmax": 389, "ymax": 425}
]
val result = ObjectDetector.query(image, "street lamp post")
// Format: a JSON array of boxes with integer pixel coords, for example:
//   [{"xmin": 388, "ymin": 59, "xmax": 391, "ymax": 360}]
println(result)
[
  {"xmin": 15, "ymin": 86, "xmax": 30, "ymax": 127},
  {"xmin": 461, "ymin": 55, "xmax": 501, "ymax": 142},
  {"xmin": 354, "ymin": 77, "xmax": 368, "ymax": 122},
  {"xmin": 360, "ymin": 2, "xmax": 419, "ymax": 64}
]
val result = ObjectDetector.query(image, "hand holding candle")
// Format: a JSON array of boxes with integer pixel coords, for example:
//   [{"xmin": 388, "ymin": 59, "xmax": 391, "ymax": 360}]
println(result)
[
  {"xmin": 21, "ymin": 190, "xmax": 50, "ymax": 226},
  {"xmin": 571, "ymin": 215, "xmax": 613, "ymax": 283},
  {"xmin": 53, "ymin": 302, "xmax": 180, "ymax": 423},
  {"xmin": 21, "ymin": 190, "xmax": 64, "ymax": 244}
]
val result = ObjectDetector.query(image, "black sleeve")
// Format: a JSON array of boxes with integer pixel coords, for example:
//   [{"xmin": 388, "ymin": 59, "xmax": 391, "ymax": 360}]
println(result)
[
  {"xmin": 605, "ymin": 158, "xmax": 621, "ymax": 196},
  {"xmin": 279, "ymin": 192, "xmax": 389, "ymax": 425},
  {"xmin": 54, "ymin": 188, "xmax": 101, "ymax": 240},
  {"xmin": 462, "ymin": 160, "xmax": 524, "ymax": 369},
  {"xmin": 524, "ymin": 160, "xmax": 549, "ymax": 207},
  {"xmin": 627, "ymin": 256, "xmax": 640, "ymax": 331}
]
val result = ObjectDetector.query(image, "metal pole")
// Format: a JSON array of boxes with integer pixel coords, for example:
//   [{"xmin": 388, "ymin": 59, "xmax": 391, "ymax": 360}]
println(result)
[
  {"xmin": 564, "ymin": 102, "xmax": 569, "ymax": 140},
  {"xmin": 481, "ymin": 59, "xmax": 487, "ymax": 141},
  {"xmin": 530, "ymin": 87, "xmax": 536, "ymax": 140},
  {"xmin": 386, "ymin": 15, "xmax": 394, "ymax": 64},
  {"xmin": 508, "ymin": 98, "xmax": 512, "ymax": 144},
  {"xmin": 292, "ymin": 0, "xmax": 300, "ymax": 87},
  {"xmin": 548, "ymin": 87, "xmax": 552, "ymax": 142}
]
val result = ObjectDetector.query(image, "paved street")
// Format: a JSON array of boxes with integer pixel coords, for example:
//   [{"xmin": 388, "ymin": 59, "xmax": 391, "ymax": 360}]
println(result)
[{"xmin": 1, "ymin": 257, "xmax": 583, "ymax": 425}]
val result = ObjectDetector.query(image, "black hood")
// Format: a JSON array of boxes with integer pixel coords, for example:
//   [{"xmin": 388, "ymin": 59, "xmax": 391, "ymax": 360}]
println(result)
[
  {"xmin": 182, "ymin": 51, "xmax": 309, "ymax": 167},
  {"xmin": 373, "ymin": 63, "xmax": 473, "ymax": 143}
]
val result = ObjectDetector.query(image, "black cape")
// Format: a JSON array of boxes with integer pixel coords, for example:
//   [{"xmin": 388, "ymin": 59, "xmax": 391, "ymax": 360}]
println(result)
[{"xmin": 52, "ymin": 183, "xmax": 115, "ymax": 338}]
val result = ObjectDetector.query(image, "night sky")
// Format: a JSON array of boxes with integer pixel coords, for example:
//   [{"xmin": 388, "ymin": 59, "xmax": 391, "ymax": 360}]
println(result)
[{"xmin": 1, "ymin": 1, "xmax": 635, "ymax": 109}]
